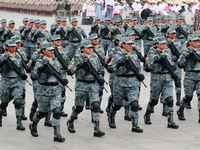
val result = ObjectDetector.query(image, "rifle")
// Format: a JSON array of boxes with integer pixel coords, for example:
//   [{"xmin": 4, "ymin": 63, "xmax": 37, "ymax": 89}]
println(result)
[
  {"xmin": 60, "ymin": 27, "xmax": 66, "ymax": 39},
  {"xmin": 120, "ymin": 51, "xmax": 147, "ymax": 88},
  {"xmin": 50, "ymin": 24, "xmax": 58, "ymax": 35},
  {"xmin": 176, "ymin": 24, "xmax": 188, "ymax": 38},
  {"xmin": 161, "ymin": 26, "xmax": 169, "ymax": 34},
  {"xmin": 187, "ymin": 47, "xmax": 200, "ymax": 67},
  {"xmin": 90, "ymin": 24, "xmax": 99, "ymax": 34},
  {"xmin": 81, "ymin": 55, "xmax": 108, "ymax": 93},
  {"xmin": 124, "ymin": 23, "xmax": 128, "ymax": 32},
  {"xmin": 3, "ymin": 55, "xmax": 32, "ymax": 85},
  {"xmin": 131, "ymin": 26, "xmax": 140, "ymax": 38},
  {"xmin": 155, "ymin": 50, "xmax": 181, "ymax": 88},
  {"xmin": 7, "ymin": 29, "xmax": 14, "ymax": 40},
  {"xmin": 110, "ymin": 28, "xmax": 121, "ymax": 38},
  {"xmin": 146, "ymin": 27, "xmax": 154, "ymax": 37},
  {"xmin": 42, "ymin": 59, "xmax": 72, "ymax": 92},
  {"xmin": 54, "ymin": 47, "xmax": 73, "ymax": 79},
  {"xmin": 155, "ymin": 24, "xmax": 160, "ymax": 31},
  {"xmin": 101, "ymin": 25, "xmax": 109, "ymax": 38},
  {"xmin": 132, "ymin": 47, "xmax": 145, "ymax": 63},
  {"xmin": 168, "ymin": 42, "xmax": 180, "ymax": 60},
  {"xmin": 19, "ymin": 26, "xmax": 26, "ymax": 34},
  {"xmin": 71, "ymin": 27, "xmax": 82, "ymax": 42},
  {"xmin": 0, "ymin": 27, "xmax": 5, "ymax": 36}
]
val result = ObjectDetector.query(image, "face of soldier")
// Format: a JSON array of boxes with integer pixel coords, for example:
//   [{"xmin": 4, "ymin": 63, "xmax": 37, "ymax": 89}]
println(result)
[
  {"xmin": 43, "ymin": 49, "xmax": 54, "ymax": 57},
  {"xmin": 125, "ymin": 19, "xmax": 131, "ymax": 24},
  {"xmin": 90, "ymin": 38, "xmax": 99, "ymax": 46},
  {"xmin": 23, "ymin": 21, "xmax": 28, "ymax": 26},
  {"xmin": 177, "ymin": 19, "xmax": 183, "ymax": 24},
  {"xmin": 105, "ymin": 20, "xmax": 111, "ymax": 26},
  {"xmin": 35, "ymin": 23, "xmax": 40, "ymax": 28},
  {"xmin": 165, "ymin": 19, "xmax": 171, "ymax": 25},
  {"xmin": 8, "ymin": 46, "xmax": 16, "ymax": 53},
  {"xmin": 189, "ymin": 40, "xmax": 198, "ymax": 49},
  {"xmin": 95, "ymin": 20, "xmax": 100, "ymax": 25},
  {"xmin": 156, "ymin": 43, "xmax": 166, "ymax": 50},
  {"xmin": 56, "ymin": 20, "xmax": 62, "ymax": 26},
  {"xmin": 82, "ymin": 47, "xmax": 93, "ymax": 55},
  {"xmin": 41, "ymin": 24, "xmax": 46, "ymax": 30},
  {"xmin": 156, "ymin": 19, "xmax": 161, "ymax": 24},
  {"xmin": 9, "ymin": 23, "xmax": 15, "ymax": 29},
  {"xmin": 52, "ymin": 40, "xmax": 61, "ymax": 47},
  {"xmin": 72, "ymin": 21, "xmax": 78, "ymax": 27},
  {"xmin": 168, "ymin": 33, "xmax": 176, "ymax": 39},
  {"xmin": 122, "ymin": 43, "xmax": 133, "ymax": 53},
  {"xmin": 62, "ymin": 21, "xmax": 67, "ymax": 26},
  {"xmin": 29, "ymin": 22, "xmax": 34, "ymax": 28},
  {"xmin": 16, "ymin": 42, "xmax": 21, "ymax": 49},
  {"xmin": 147, "ymin": 20, "xmax": 153, "ymax": 26},
  {"xmin": 132, "ymin": 20, "xmax": 137, "ymax": 25},
  {"xmin": 1, "ymin": 22, "xmax": 7, "ymax": 28},
  {"xmin": 127, "ymin": 35, "xmax": 135, "ymax": 42},
  {"xmin": 115, "ymin": 22, "xmax": 121, "ymax": 27}
]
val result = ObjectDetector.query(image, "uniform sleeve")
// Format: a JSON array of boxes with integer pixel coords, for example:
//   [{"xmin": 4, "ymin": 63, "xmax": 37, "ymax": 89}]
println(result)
[
  {"xmin": 80, "ymin": 28, "xmax": 87, "ymax": 38},
  {"xmin": 178, "ymin": 48, "xmax": 189, "ymax": 68},
  {"xmin": 31, "ymin": 60, "xmax": 43, "ymax": 80},
  {"xmin": 146, "ymin": 48, "xmax": 157, "ymax": 71},
  {"xmin": 67, "ymin": 56, "xmax": 81, "ymax": 74},
  {"xmin": 107, "ymin": 53, "xmax": 121, "ymax": 72}
]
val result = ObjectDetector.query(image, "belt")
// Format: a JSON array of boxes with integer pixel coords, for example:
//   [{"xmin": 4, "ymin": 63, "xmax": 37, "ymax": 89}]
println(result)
[
  {"xmin": 135, "ymin": 38, "xmax": 141, "ymax": 40},
  {"xmin": 153, "ymin": 72, "xmax": 169, "ymax": 74},
  {"xmin": 117, "ymin": 74, "xmax": 135, "ymax": 77},
  {"xmin": 189, "ymin": 70, "xmax": 200, "ymax": 73},
  {"xmin": 178, "ymin": 37, "xmax": 185, "ymax": 39},
  {"xmin": 39, "ymin": 82, "xmax": 58, "ymax": 86},
  {"xmin": 107, "ymin": 5, "xmax": 113, "ymax": 7},
  {"xmin": 77, "ymin": 79, "xmax": 95, "ymax": 83},
  {"xmin": 114, "ymin": 13, "xmax": 119, "ymax": 16},
  {"xmin": 69, "ymin": 41, "xmax": 80, "ymax": 43}
]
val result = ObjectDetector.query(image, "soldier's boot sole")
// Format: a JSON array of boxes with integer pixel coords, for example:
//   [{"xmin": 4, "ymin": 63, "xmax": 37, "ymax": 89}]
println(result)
[
  {"xmin": 21, "ymin": 115, "xmax": 28, "ymax": 120},
  {"xmin": 100, "ymin": 108, "xmax": 104, "ymax": 114},
  {"xmin": 167, "ymin": 122, "xmax": 179, "ymax": 129},
  {"xmin": 61, "ymin": 111, "xmax": 68, "ymax": 117},
  {"xmin": 29, "ymin": 124, "xmax": 38, "ymax": 137},
  {"xmin": 54, "ymin": 135, "xmax": 65, "ymax": 142},
  {"xmin": 93, "ymin": 130, "xmax": 105, "ymax": 137},
  {"xmin": 144, "ymin": 113, "xmax": 152, "ymax": 125},
  {"xmin": 132, "ymin": 126, "xmax": 143, "ymax": 133}
]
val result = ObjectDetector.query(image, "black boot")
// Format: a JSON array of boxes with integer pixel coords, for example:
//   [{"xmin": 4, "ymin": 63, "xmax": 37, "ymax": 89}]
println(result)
[
  {"xmin": 186, "ymin": 102, "xmax": 192, "ymax": 109},
  {"xmin": 131, "ymin": 117, "xmax": 143, "ymax": 133},
  {"xmin": 177, "ymin": 107, "xmax": 185, "ymax": 120},
  {"xmin": 100, "ymin": 108, "xmax": 104, "ymax": 114},
  {"xmin": 67, "ymin": 120, "xmax": 75, "ymax": 133},
  {"xmin": 108, "ymin": 112, "xmax": 116, "ymax": 128},
  {"xmin": 29, "ymin": 108, "xmax": 36, "ymax": 121},
  {"xmin": 0, "ymin": 113, "xmax": 2, "ymax": 126},
  {"xmin": 93, "ymin": 121, "xmax": 105, "ymax": 137},
  {"xmin": 2, "ymin": 109, "xmax": 7, "ymax": 117},
  {"xmin": 29, "ymin": 123, "xmax": 38, "ymax": 137},
  {"xmin": 124, "ymin": 107, "xmax": 131, "ymax": 121},
  {"xmin": 176, "ymin": 93, "xmax": 181, "ymax": 106},
  {"xmin": 85, "ymin": 98, "xmax": 90, "ymax": 109},
  {"xmin": 44, "ymin": 120, "xmax": 52, "ymax": 127},
  {"xmin": 16, "ymin": 116, "xmax": 25, "ymax": 131},
  {"xmin": 21, "ymin": 106, "xmax": 27, "ymax": 120},
  {"xmin": 61, "ymin": 102, "xmax": 68, "ymax": 117},
  {"xmin": 162, "ymin": 103, "xmax": 167, "ymax": 116},
  {"xmin": 53, "ymin": 126, "xmax": 65, "ymax": 142},
  {"xmin": 167, "ymin": 113, "xmax": 179, "ymax": 129},
  {"xmin": 138, "ymin": 105, "xmax": 142, "ymax": 110},
  {"xmin": 144, "ymin": 111, "xmax": 151, "ymax": 125}
]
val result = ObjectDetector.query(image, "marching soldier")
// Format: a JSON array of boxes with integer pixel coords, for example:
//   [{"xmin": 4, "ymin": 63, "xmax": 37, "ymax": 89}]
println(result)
[
  {"xmin": 18, "ymin": 17, "xmax": 29, "ymax": 34},
  {"xmin": 0, "ymin": 19, "xmax": 7, "ymax": 54},
  {"xmin": 177, "ymin": 34, "xmax": 200, "ymax": 123},
  {"xmin": 66, "ymin": 39, "xmax": 105, "ymax": 137},
  {"xmin": 122, "ymin": 16, "xmax": 133, "ymax": 33},
  {"xmin": 160, "ymin": 16, "xmax": 174, "ymax": 36},
  {"xmin": 56, "ymin": 0, "xmax": 65, "ymax": 17},
  {"xmin": 144, "ymin": 36, "xmax": 179, "ymax": 129},
  {"xmin": 113, "ymin": 17, "xmax": 125, "ymax": 36},
  {"xmin": 30, "ymin": 41, "xmax": 67, "ymax": 142},
  {"xmin": 50, "ymin": 16, "xmax": 62, "ymax": 35},
  {"xmin": 155, "ymin": 15, "xmax": 163, "ymax": 32},
  {"xmin": 64, "ymin": 0, "xmax": 72, "ymax": 24},
  {"xmin": 89, "ymin": 17, "xmax": 101, "ymax": 35}
]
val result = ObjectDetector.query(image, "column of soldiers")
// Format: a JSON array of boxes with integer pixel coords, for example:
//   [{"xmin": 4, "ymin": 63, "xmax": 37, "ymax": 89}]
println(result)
[{"xmin": 1, "ymin": 13, "xmax": 200, "ymax": 143}]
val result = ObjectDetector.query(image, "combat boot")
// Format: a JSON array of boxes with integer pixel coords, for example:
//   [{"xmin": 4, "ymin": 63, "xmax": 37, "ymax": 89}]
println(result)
[
  {"xmin": 2, "ymin": 109, "xmax": 7, "ymax": 117},
  {"xmin": 29, "ymin": 123, "xmax": 38, "ymax": 137},
  {"xmin": 100, "ymin": 108, "xmax": 104, "ymax": 114},
  {"xmin": 131, "ymin": 117, "xmax": 143, "ymax": 133},
  {"xmin": 21, "ymin": 106, "xmax": 27, "ymax": 120},
  {"xmin": 177, "ymin": 107, "xmax": 185, "ymax": 120},
  {"xmin": 144, "ymin": 111, "xmax": 151, "ymax": 125},
  {"xmin": 44, "ymin": 120, "xmax": 52, "ymax": 127},
  {"xmin": 16, "ymin": 116, "xmax": 25, "ymax": 131},
  {"xmin": 93, "ymin": 121, "xmax": 105, "ymax": 137},
  {"xmin": 162, "ymin": 104, "xmax": 167, "ymax": 116},
  {"xmin": 0, "ymin": 113, "xmax": 2, "ymax": 126},
  {"xmin": 124, "ymin": 107, "xmax": 131, "ymax": 121},
  {"xmin": 29, "ymin": 108, "xmax": 36, "ymax": 121},
  {"xmin": 176, "ymin": 93, "xmax": 181, "ymax": 106},
  {"xmin": 108, "ymin": 112, "xmax": 116, "ymax": 128},
  {"xmin": 167, "ymin": 122, "xmax": 179, "ymax": 129},
  {"xmin": 85, "ymin": 98, "xmax": 90, "ymax": 110},
  {"xmin": 186, "ymin": 102, "xmax": 192, "ymax": 109},
  {"xmin": 53, "ymin": 126, "xmax": 65, "ymax": 142},
  {"xmin": 67, "ymin": 120, "xmax": 76, "ymax": 133},
  {"xmin": 61, "ymin": 102, "xmax": 68, "ymax": 117}
]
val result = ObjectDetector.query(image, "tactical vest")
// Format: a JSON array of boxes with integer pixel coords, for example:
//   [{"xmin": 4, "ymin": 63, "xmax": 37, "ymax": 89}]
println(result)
[
  {"xmin": 57, "ymin": 2, "xmax": 65, "ymax": 10},
  {"xmin": 65, "ymin": 2, "xmax": 71, "ymax": 10}
]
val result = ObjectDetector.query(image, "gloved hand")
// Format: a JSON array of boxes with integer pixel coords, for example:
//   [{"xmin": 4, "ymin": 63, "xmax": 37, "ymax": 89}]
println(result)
[
  {"xmin": 21, "ymin": 74, "xmax": 28, "ymax": 80},
  {"xmin": 77, "ymin": 62, "xmax": 85, "ymax": 69},
  {"xmin": 185, "ymin": 53, "xmax": 192, "ymax": 60},
  {"xmin": 154, "ymin": 57, "xmax": 162, "ymax": 63},
  {"xmin": 37, "ymin": 65, "xmax": 46, "ymax": 74},
  {"xmin": 62, "ymin": 78, "xmax": 68, "ymax": 86},
  {"xmin": 67, "ymin": 69, "xmax": 73, "ymax": 75},
  {"xmin": 138, "ymin": 74, "xmax": 145, "ymax": 81}
]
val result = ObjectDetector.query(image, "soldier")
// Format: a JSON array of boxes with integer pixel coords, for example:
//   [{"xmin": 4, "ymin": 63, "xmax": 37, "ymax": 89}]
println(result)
[
  {"xmin": 56, "ymin": 0, "xmax": 65, "ymax": 17},
  {"xmin": 106, "ymin": 37, "xmax": 144, "ymax": 132},
  {"xmin": 64, "ymin": 0, "xmax": 71, "ymax": 24},
  {"xmin": 122, "ymin": 16, "xmax": 133, "ymax": 33},
  {"xmin": 140, "ymin": 17, "xmax": 158, "ymax": 58},
  {"xmin": 89, "ymin": 17, "xmax": 101, "ymax": 35},
  {"xmin": 166, "ymin": 28, "xmax": 182, "ymax": 107},
  {"xmin": 144, "ymin": 36, "xmax": 179, "ymax": 129},
  {"xmin": 29, "ymin": 41, "xmax": 66, "ymax": 142},
  {"xmin": 11, "ymin": 35, "xmax": 29, "ymax": 120},
  {"xmin": 177, "ymin": 34, "xmax": 200, "ymax": 123},
  {"xmin": 160, "ymin": 15, "xmax": 173, "ymax": 36},
  {"xmin": 51, "ymin": 35, "xmax": 70, "ymax": 117},
  {"xmin": 50, "ymin": 16, "xmax": 62, "ymax": 35},
  {"xmin": 113, "ymin": 17, "xmax": 125, "ymax": 36},
  {"xmin": 98, "ymin": 17, "xmax": 114, "ymax": 54},
  {"xmin": 65, "ymin": 18, "xmax": 87, "ymax": 60},
  {"xmin": 0, "ymin": 19, "xmax": 7, "ymax": 54},
  {"xmin": 34, "ymin": 19, "xmax": 41, "ymax": 30},
  {"xmin": 155, "ymin": 15, "xmax": 163, "ymax": 32},
  {"xmin": 18, "ymin": 17, "xmax": 29, "ymax": 34},
  {"xmin": 27, "ymin": 19, "xmax": 41, "ymax": 45},
  {"xmin": 0, "ymin": 39, "xmax": 26, "ymax": 131},
  {"xmin": 66, "ymin": 39, "xmax": 105, "ymax": 137}
]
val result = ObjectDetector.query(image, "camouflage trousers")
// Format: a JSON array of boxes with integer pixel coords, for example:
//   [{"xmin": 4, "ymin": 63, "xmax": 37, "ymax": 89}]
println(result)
[
  {"xmin": 69, "ymin": 81, "xmax": 100, "ymax": 123},
  {"xmin": 0, "ymin": 77, "xmax": 24, "ymax": 117},
  {"xmin": 143, "ymin": 40, "xmax": 153, "ymax": 58},
  {"xmin": 180, "ymin": 72, "xmax": 200, "ymax": 111},
  {"xmin": 67, "ymin": 41, "xmax": 81, "ymax": 60}
]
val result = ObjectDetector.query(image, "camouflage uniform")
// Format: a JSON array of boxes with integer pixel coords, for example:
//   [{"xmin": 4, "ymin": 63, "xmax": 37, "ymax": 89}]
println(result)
[
  {"xmin": 144, "ymin": 36, "xmax": 179, "ymax": 129},
  {"xmin": 56, "ymin": 0, "xmax": 65, "ymax": 17},
  {"xmin": 0, "ymin": 19, "xmax": 7, "ymax": 54},
  {"xmin": 107, "ymin": 37, "xmax": 144, "ymax": 132},
  {"xmin": 176, "ymin": 16, "xmax": 188, "ymax": 45}
]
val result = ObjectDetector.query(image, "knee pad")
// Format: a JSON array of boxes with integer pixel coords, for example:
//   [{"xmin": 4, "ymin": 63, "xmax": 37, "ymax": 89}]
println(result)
[
  {"xmin": 37, "ymin": 111, "xmax": 48, "ymax": 119},
  {"xmin": 22, "ymin": 90, "xmax": 25, "ymax": 99},
  {"xmin": 149, "ymin": 99, "xmax": 158, "ymax": 107},
  {"xmin": 165, "ymin": 96, "xmax": 174, "ymax": 107},
  {"xmin": 52, "ymin": 108, "xmax": 62, "ymax": 119},
  {"xmin": 99, "ymin": 87, "xmax": 103, "ymax": 97},
  {"xmin": 0, "ymin": 102, "xmax": 8, "ymax": 109},
  {"xmin": 130, "ymin": 101, "xmax": 139, "ymax": 112},
  {"xmin": 13, "ymin": 99, "xmax": 22, "ymax": 109},
  {"xmin": 112, "ymin": 103, "xmax": 121, "ymax": 111},
  {"xmin": 185, "ymin": 96, "xmax": 192, "ymax": 103},
  {"xmin": 91, "ymin": 101, "xmax": 100, "ymax": 113},
  {"xmin": 61, "ymin": 88, "xmax": 65, "ymax": 97},
  {"xmin": 74, "ymin": 106, "xmax": 84, "ymax": 114}
]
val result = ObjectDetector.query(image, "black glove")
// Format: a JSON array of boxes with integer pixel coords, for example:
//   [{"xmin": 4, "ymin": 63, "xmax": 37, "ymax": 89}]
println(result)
[
  {"xmin": 185, "ymin": 53, "xmax": 191, "ymax": 60},
  {"xmin": 55, "ymin": 28, "xmax": 61, "ymax": 35},
  {"xmin": 62, "ymin": 78, "xmax": 68, "ymax": 86},
  {"xmin": 21, "ymin": 74, "xmax": 28, "ymax": 80},
  {"xmin": 117, "ymin": 59, "xmax": 126, "ymax": 66},
  {"xmin": 37, "ymin": 65, "xmax": 46, "ymax": 74},
  {"xmin": 77, "ymin": 62, "xmax": 85, "ymax": 70},
  {"xmin": 138, "ymin": 74, "xmax": 145, "ymax": 81},
  {"xmin": 154, "ymin": 57, "xmax": 162, "ymax": 63},
  {"xmin": 67, "ymin": 69, "xmax": 73, "ymax": 75}
]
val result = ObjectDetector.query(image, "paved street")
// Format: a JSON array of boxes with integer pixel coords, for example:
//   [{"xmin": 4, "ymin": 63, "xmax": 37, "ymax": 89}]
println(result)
[{"xmin": 0, "ymin": 11, "xmax": 200, "ymax": 150}]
